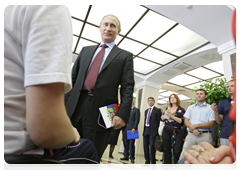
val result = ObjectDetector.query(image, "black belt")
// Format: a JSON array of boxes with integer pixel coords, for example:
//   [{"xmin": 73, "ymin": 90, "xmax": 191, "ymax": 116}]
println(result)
[{"xmin": 190, "ymin": 130, "xmax": 212, "ymax": 133}]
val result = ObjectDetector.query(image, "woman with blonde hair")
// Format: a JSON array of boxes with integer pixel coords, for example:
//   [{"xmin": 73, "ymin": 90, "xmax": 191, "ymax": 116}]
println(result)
[{"xmin": 161, "ymin": 94, "xmax": 185, "ymax": 164}]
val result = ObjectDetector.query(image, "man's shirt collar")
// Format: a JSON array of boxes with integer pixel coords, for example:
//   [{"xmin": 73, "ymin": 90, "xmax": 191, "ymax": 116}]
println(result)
[
  {"xmin": 100, "ymin": 41, "xmax": 115, "ymax": 50},
  {"xmin": 194, "ymin": 102, "xmax": 207, "ymax": 107}
]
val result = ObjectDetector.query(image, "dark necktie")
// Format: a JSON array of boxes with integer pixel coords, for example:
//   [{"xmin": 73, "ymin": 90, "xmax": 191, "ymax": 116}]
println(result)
[
  {"xmin": 84, "ymin": 44, "xmax": 108, "ymax": 91},
  {"xmin": 147, "ymin": 108, "xmax": 152, "ymax": 125}
]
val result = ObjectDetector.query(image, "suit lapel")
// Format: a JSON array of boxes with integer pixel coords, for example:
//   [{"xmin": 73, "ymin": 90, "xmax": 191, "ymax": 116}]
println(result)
[
  {"xmin": 81, "ymin": 45, "xmax": 99, "ymax": 75},
  {"xmin": 99, "ymin": 45, "xmax": 121, "ymax": 73}
]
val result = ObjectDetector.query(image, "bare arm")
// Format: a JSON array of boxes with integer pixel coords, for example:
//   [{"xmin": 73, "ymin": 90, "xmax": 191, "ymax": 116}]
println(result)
[
  {"xmin": 26, "ymin": 83, "xmax": 79, "ymax": 149},
  {"xmin": 169, "ymin": 114, "xmax": 182, "ymax": 124},
  {"xmin": 184, "ymin": 117, "xmax": 191, "ymax": 129},
  {"xmin": 194, "ymin": 121, "xmax": 215, "ymax": 129},
  {"xmin": 211, "ymin": 103, "xmax": 223, "ymax": 124}
]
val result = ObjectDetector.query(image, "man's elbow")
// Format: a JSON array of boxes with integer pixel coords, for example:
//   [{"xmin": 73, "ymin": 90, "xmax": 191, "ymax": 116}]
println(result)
[
  {"xmin": 216, "ymin": 119, "xmax": 222, "ymax": 125},
  {"xmin": 209, "ymin": 121, "xmax": 215, "ymax": 128}
]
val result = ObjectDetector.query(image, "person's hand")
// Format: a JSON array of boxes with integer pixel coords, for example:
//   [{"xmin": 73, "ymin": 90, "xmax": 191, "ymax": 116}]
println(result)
[
  {"xmin": 183, "ymin": 142, "xmax": 232, "ymax": 164},
  {"xmin": 161, "ymin": 115, "xmax": 165, "ymax": 121},
  {"xmin": 192, "ymin": 129, "xmax": 200, "ymax": 136},
  {"xmin": 132, "ymin": 129, "xmax": 136, "ymax": 134},
  {"xmin": 188, "ymin": 124, "xmax": 197, "ymax": 131},
  {"xmin": 72, "ymin": 127, "xmax": 80, "ymax": 143},
  {"xmin": 211, "ymin": 103, "xmax": 218, "ymax": 112},
  {"xmin": 111, "ymin": 116, "xmax": 125, "ymax": 129},
  {"xmin": 169, "ymin": 113, "xmax": 174, "ymax": 119}
]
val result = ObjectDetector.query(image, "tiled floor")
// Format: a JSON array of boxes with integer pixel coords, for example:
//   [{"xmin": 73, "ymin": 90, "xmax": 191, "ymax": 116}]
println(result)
[{"xmin": 100, "ymin": 144, "xmax": 163, "ymax": 164}]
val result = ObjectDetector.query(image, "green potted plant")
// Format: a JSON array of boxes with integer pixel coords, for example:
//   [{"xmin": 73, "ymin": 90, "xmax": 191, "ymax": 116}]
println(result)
[{"xmin": 190, "ymin": 77, "xmax": 230, "ymax": 105}]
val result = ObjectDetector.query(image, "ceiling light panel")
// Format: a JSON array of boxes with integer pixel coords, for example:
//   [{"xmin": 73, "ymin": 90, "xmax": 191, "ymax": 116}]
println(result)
[
  {"xmin": 152, "ymin": 24, "xmax": 208, "ymax": 56},
  {"xmin": 158, "ymin": 100, "xmax": 167, "ymax": 104},
  {"xmin": 81, "ymin": 24, "xmax": 101, "ymax": 43},
  {"xmin": 139, "ymin": 47, "xmax": 176, "ymax": 65},
  {"xmin": 168, "ymin": 74, "xmax": 200, "ymax": 86},
  {"xmin": 75, "ymin": 38, "xmax": 98, "ymax": 54},
  {"xmin": 204, "ymin": 60, "xmax": 224, "ymax": 74},
  {"xmin": 87, "ymin": 5, "xmax": 147, "ymax": 35},
  {"xmin": 72, "ymin": 36, "xmax": 78, "ymax": 52},
  {"xmin": 187, "ymin": 67, "xmax": 221, "ymax": 80},
  {"xmin": 185, "ymin": 82, "xmax": 204, "ymax": 90},
  {"xmin": 208, "ymin": 76, "xmax": 225, "ymax": 84},
  {"xmin": 159, "ymin": 89, "xmax": 167, "ymax": 93},
  {"xmin": 159, "ymin": 90, "xmax": 178, "ymax": 97},
  {"xmin": 118, "ymin": 38, "xmax": 147, "ymax": 55},
  {"xmin": 134, "ymin": 57, "xmax": 161, "ymax": 74},
  {"xmin": 67, "ymin": 5, "xmax": 89, "ymax": 20},
  {"xmin": 115, "ymin": 36, "xmax": 123, "ymax": 45},
  {"xmin": 160, "ymin": 98, "xmax": 169, "ymax": 101},
  {"xmin": 128, "ymin": 10, "xmax": 176, "ymax": 44},
  {"xmin": 72, "ymin": 19, "xmax": 83, "ymax": 36},
  {"xmin": 177, "ymin": 94, "xmax": 191, "ymax": 101}
]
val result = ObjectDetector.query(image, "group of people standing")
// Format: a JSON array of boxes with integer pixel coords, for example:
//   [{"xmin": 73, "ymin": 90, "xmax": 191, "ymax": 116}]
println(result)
[
  {"xmin": 122, "ymin": 79, "xmax": 234, "ymax": 164},
  {"xmin": 4, "ymin": 5, "xmax": 235, "ymax": 165}
]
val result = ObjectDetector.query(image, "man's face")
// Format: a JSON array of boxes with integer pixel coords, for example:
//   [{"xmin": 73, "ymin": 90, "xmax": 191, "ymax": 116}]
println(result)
[
  {"xmin": 148, "ymin": 99, "xmax": 155, "ymax": 107},
  {"xmin": 196, "ymin": 90, "xmax": 207, "ymax": 102},
  {"xmin": 227, "ymin": 81, "xmax": 234, "ymax": 95},
  {"xmin": 99, "ymin": 16, "xmax": 121, "ymax": 43}
]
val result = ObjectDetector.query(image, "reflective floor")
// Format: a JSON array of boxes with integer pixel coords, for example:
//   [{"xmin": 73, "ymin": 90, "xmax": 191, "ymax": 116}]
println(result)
[{"xmin": 100, "ymin": 144, "xmax": 163, "ymax": 164}]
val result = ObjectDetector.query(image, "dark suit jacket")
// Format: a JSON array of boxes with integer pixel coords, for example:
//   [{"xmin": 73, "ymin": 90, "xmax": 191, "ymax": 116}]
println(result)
[
  {"xmin": 143, "ymin": 106, "xmax": 161, "ymax": 137},
  {"xmin": 64, "ymin": 44, "xmax": 134, "ymax": 131},
  {"xmin": 126, "ymin": 107, "xmax": 140, "ymax": 131}
]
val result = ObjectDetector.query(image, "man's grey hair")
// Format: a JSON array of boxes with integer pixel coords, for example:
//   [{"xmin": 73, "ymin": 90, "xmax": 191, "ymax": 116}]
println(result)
[{"xmin": 100, "ymin": 14, "xmax": 121, "ymax": 30}]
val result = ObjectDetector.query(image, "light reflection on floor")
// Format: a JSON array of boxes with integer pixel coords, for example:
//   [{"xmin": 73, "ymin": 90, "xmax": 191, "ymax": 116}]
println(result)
[{"xmin": 100, "ymin": 144, "xmax": 163, "ymax": 164}]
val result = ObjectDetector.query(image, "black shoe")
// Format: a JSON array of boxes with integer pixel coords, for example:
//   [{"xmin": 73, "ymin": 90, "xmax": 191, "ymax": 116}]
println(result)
[
  {"xmin": 141, "ymin": 164, "xmax": 150, "ymax": 167},
  {"xmin": 160, "ymin": 159, "xmax": 163, "ymax": 161},
  {"xmin": 109, "ymin": 155, "xmax": 114, "ymax": 159},
  {"xmin": 131, "ymin": 160, "xmax": 135, "ymax": 163},
  {"xmin": 120, "ymin": 157, "xmax": 129, "ymax": 160},
  {"xmin": 158, "ymin": 166, "xmax": 164, "ymax": 169}
]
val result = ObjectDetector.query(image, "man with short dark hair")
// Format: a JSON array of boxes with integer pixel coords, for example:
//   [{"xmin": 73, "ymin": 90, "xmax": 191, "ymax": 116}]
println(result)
[
  {"xmin": 64, "ymin": 14, "xmax": 134, "ymax": 162},
  {"xmin": 211, "ymin": 80, "xmax": 235, "ymax": 146},
  {"xmin": 120, "ymin": 100, "xmax": 140, "ymax": 163},
  {"xmin": 143, "ymin": 97, "xmax": 161, "ymax": 164},
  {"xmin": 179, "ymin": 89, "xmax": 215, "ymax": 160}
]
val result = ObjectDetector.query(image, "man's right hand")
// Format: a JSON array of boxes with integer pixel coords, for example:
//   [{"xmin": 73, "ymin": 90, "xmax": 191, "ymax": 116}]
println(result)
[
  {"xmin": 193, "ymin": 129, "xmax": 200, "ymax": 136},
  {"xmin": 211, "ymin": 103, "xmax": 218, "ymax": 112}
]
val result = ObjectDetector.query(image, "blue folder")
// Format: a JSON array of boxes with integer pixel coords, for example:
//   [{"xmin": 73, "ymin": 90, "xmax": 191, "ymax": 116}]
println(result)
[{"xmin": 127, "ymin": 130, "xmax": 139, "ymax": 140}]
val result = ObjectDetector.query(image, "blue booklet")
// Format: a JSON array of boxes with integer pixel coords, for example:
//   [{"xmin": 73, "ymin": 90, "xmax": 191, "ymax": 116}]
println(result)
[{"xmin": 127, "ymin": 130, "xmax": 139, "ymax": 140}]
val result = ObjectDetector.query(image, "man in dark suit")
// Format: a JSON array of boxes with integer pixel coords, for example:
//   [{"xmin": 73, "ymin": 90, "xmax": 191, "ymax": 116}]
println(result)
[
  {"xmin": 120, "ymin": 101, "xmax": 140, "ymax": 163},
  {"xmin": 64, "ymin": 14, "xmax": 134, "ymax": 162},
  {"xmin": 143, "ymin": 97, "xmax": 161, "ymax": 164}
]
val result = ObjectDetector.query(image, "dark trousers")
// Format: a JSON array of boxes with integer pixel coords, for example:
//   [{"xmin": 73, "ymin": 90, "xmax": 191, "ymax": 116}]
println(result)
[
  {"xmin": 143, "ymin": 127, "xmax": 156, "ymax": 164},
  {"xmin": 122, "ymin": 127, "xmax": 135, "ymax": 160},
  {"xmin": 70, "ymin": 91, "xmax": 112, "ymax": 162},
  {"xmin": 52, "ymin": 138, "xmax": 98, "ymax": 164},
  {"xmin": 162, "ymin": 126, "xmax": 183, "ymax": 164}
]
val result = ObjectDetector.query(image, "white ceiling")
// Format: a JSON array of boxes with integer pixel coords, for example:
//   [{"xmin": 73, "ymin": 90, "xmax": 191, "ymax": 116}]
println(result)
[{"xmin": 67, "ymin": 5, "xmax": 235, "ymax": 105}]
